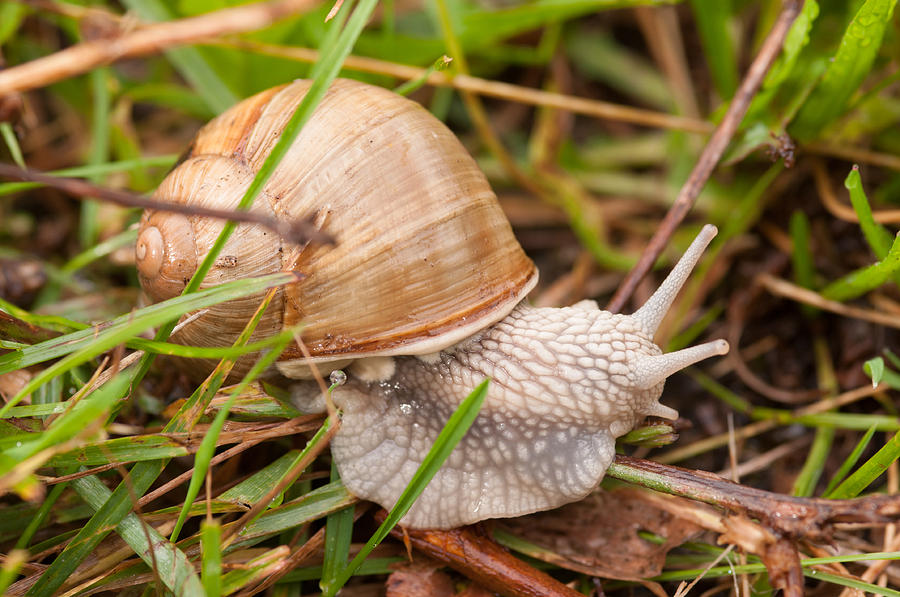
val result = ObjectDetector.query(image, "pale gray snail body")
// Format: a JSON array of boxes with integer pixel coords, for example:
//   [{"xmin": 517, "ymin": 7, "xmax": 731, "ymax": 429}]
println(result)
[{"xmin": 135, "ymin": 79, "xmax": 729, "ymax": 529}]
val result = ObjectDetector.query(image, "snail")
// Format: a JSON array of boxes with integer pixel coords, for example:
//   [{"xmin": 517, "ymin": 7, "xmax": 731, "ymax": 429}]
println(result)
[{"xmin": 136, "ymin": 78, "xmax": 729, "ymax": 529}]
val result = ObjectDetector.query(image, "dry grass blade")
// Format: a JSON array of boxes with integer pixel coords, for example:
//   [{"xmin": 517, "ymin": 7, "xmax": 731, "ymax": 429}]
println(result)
[{"xmin": 0, "ymin": 0, "xmax": 321, "ymax": 95}]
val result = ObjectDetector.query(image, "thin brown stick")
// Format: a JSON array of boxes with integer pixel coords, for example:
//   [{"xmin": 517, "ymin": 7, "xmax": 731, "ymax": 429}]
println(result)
[
  {"xmin": 384, "ymin": 518, "xmax": 584, "ymax": 597},
  {"xmin": 813, "ymin": 160, "xmax": 900, "ymax": 224},
  {"xmin": 229, "ymin": 39, "xmax": 713, "ymax": 134},
  {"xmin": 759, "ymin": 273, "xmax": 900, "ymax": 330},
  {"xmin": 657, "ymin": 381, "xmax": 885, "ymax": 464},
  {"xmin": 606, "ymin": 0, "xmax": 804, "ymax": 313},
  {"xmin": 808, "ymin": 141, "xmax": 900, "ymax": 175},
  {"xmin": 0, "ymin": 0, "xmax": 319, "ymax": 96},
  {"xmin": 0, "ymin": 163, "xmax": 331, "ymax": 245},
  {"xmin": 609, "ymin": 456, "xmax": 900, "ymax": 540},
  {"xmin": 221, "ymin": 414, "xmax": 340, "ymax": 544},
  {"xmin": 137, "ymin": 438, "xmax": 265, "ymax": 507}
]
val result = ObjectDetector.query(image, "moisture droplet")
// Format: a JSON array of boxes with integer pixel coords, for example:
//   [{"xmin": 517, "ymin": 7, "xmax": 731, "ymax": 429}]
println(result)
[
  {"xmin": 400, "ymin": 403, "xmax": 413, "ymax": 415},
  {"xmin": 329, "ymin": 369, "xmax": 347, "ymax": 387}
]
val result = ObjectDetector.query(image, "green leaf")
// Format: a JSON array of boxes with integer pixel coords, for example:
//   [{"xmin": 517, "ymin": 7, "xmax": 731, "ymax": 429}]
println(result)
[
  {"xmin": 790, "ymin": 210, "xmax": 818, "ymax": 317},
  {"xmin": 845, "ymin": 166, "xmax": 895, "ymax": 259},
  {"xmin": 201, "ymin": 521, "xmax": 223, "ymax": 597},
  {"xmin": 828, "ymin": 430, "xmax": 900, "ymax": 498},
  {"xmin": 790, "ymin": 0, "xmax": 898, "ymax": 141},
  {"xmin": 0, "ymin": 549, "xmax": 26, "ymax": 595},
  {"xmin": 0, "ymin": 271, "xmax": 298, "ymax": 414},
  {"xmin": 170, "ymin": 314, "xmax": 293, "ymax": 542},
  {"xmin": 823, "ymin": 425, "xmax": 877, "ymax": 497},
  {"xmin": 220, "ymin": 547, "xmax": 289, "ymax": 594},
  {"xmin": 119, "ymin": 0, "xmax": 238, "ymax": 113},
  {"xmin": 864, "ymin": 357, "xmax": 885, "ymax": 387},
  {"xmin": 0, "ymin": 372, "xmax": 135, "ymax": 488},
  {"xmin": 70, "ymin": 474, "xmax": 204, "ymax": 597},
  {"xmin": 689, "ymin": 0, "xmax": 737, "ymax": 99},
  {"xmin": 320, "ymin": 462, "xmax": 355, "ymax": 594},
  {"xmin": 821, "ymin": 233, "xmax": 900, "ymax": 301},
  {"xmin": 0, "ymin": 1, "xmax": 28, "ymax": 45},
  {"xmin": 791, "ymin": 426, "xmax": 834, "ymax": 497}
]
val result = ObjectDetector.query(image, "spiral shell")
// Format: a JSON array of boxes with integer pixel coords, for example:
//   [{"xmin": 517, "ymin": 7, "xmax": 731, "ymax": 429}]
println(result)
[{"xmin": 136, "ymin": 79, "xmax": 537, "ymax": 377}]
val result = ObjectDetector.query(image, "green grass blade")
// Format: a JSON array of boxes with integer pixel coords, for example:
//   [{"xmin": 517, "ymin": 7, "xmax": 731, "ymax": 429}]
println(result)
[
  {"xmin": 69, "ymin": 473, "xmax": 204, "ymax": 597},
  {"xmin": 790, "ymin": 0, "xmax": 898, "ymax": 141},
  {"xmin": 0, "ymin": 271, "xmax": 297, "ymax": 413},
  {"xmin": 0, "ymin": 549, "xmax": 26, "ymax": 595},
  {"xmin": 821, "ymin": 233, "xmax": 900, "ymax": 301},
  {"xmin": 823, "ymin": 425, "xmax": 878, "ymax": 497},
  {"xmin": 14, "ymin": 482, "xmax": 68, "ymax": 550},
  {"xmin": 170, "ymin": 331, "xmax": 293, "ymax": 541},
  {"xmin": 0, "ymin": 371, "xmax": 135, "ymax": 490},
  {"xmin": 62, "ymin": 228, "xmax": 138, "ymax": 274},
  {"xmin": 120, "ymin": 0, "xmax": 237, "ymax": 114},
  {"xmin": 791, "ymin": 426, "xmax": 834, "ymax": 497},
  {"xmin": 27, "ymin": 292, "xmax": 290, "ymax": 595},
  {"xmin": 689, "ymin": 0, "xmax": 737, "ymax": 99},
  {"xmin": 319, "ymin": 461, "xmax": 355, "ymax": 594},
  {"xmin": 0, "ymin": 1, "xmax": 28, "ymax": 44},
  {"xmin": 232, "ymin": 482, "xmax": 356, "ymax": 548},
  {"xmin": 220, "ymin": 547, "xmax": 289, "ymax": 594},
  {"xmin": 324, "ymin": 379, "xmax": 490, "ymax": 596},
  {"xmin": 201, "ymin": 521, "xmax": 223, "ymax": 597},
  {"xmin": 789, "ymin": 210, "xmax": 818, "ymax": 315},
  {"xmin": 77, "ymin": 67, "xmax": 111, "ymax": 250},
  {"xmin": 219, "ymin": 451, "xmax": 306, "ymax": 503},
  {"xmin": 864, "ymin": 357, "xmax": 885, "ymax": 387},
  {"xmin": 845, "ymin": 166, "xmax": 895, "ymax": 259},
  {"xmin": 0, "ymin": 122, "xmax": 25, "ymax": 167},
  {"xmin": 828, "ymin": 430, "xmax": 900, "ymax": 499},
  {"xmin": 804, "ymin": 569, "xmax": 900, "ymax": 597}
]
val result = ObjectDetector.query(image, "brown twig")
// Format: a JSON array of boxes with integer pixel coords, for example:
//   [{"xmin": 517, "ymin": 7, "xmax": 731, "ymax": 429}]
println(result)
[
  {"xmin": 606, "ymin": 0, "xmax": 804, "ymax": 313},
  {"xmin": 0, "ymin": 163, "xmax": 332, "ymax": 245},
  {"xmin": 0, "ymin": 0, "xmax": 319, "ymax": 96},
  {"xmin": 727, "ymin": 260, "xmax": 823, "ymax": 404},
  {"xmin": 220, "ymin": 414, "xmax": 341, "ymax": 544},
  {"xmin": 383, "ymin": 517, "xmax": 583, "ymax": 597},
  {"xmin": 608, "ymin": 455, "xmax": 900, "ymax": 540},
  {"xmin": 759, "ymin": 273, "xmax": 900, "ymax": 330},
  {"xmin": 225, "ymin": 39, "xmax": 713, "ymax": 135}
]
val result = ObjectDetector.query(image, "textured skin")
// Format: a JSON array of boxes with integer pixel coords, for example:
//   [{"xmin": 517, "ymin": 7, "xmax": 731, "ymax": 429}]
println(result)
[{"xmin": 326, "ymin": 303, "xmax": 670, "ymax": 529}]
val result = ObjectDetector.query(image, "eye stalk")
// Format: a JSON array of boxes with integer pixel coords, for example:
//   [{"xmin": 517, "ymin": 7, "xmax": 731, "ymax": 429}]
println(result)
[
  {"xmin": 135, "ymin": 212, "xmax": 198, "ymax": 302},
  {"xmin": 632, "ymin": 224, "xmax": 719, "ymax": 337}
]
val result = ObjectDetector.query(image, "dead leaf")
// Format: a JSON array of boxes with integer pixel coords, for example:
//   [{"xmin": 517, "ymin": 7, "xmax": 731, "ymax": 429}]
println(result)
[{"xmin": 502, "ymin": 488, "xmax": 703, "ymax": 580}]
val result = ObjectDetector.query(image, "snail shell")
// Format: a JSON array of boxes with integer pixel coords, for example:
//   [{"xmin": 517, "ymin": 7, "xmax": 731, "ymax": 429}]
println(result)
[{"xmin": 136, "ymin": 79, "xmax": 537, "ymax": 377}]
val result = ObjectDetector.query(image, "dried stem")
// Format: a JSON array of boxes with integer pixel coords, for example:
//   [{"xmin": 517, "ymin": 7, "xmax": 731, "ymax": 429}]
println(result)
[
  {"xmin": 608, "ymin": 456, "xmax": 900, "ymax": 540},
  {"xmin": 606, "ymin": 0, "xmax": 804, "ymax": 313},
  {"xmin": 385, "ymin": 520, "xmax": 584, "ymax": 597},
  {"xmin": 0, "ymin": 163, "xmax": 332, "ymax": 245},
  {"xmin": 0, "ymin": 0, "xmax": 319, "ymax": 96}
]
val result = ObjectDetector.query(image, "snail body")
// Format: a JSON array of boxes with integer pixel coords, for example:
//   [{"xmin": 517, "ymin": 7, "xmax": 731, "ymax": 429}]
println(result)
[{"xmin": 136, "ymin": 79, "xmax": 728, "ymax": 529}]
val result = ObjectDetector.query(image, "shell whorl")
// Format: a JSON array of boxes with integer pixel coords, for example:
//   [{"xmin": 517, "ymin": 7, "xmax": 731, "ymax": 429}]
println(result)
[{"xmin": 135, "ymin": 212, "xmax": 198, "ymax": 302}]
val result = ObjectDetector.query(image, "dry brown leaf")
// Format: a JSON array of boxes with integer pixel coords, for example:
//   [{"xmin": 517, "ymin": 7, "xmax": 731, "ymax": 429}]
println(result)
[
  {"xmin": 502, "ymin": 488, "xmax": 703, "ymax": 580},
  {"xmin": 386, "ymin": 561, "xmax": 456, "ymax": 597}
]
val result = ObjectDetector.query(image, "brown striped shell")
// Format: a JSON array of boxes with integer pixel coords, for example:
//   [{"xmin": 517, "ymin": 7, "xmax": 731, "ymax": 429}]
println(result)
[{"xmin": 135, "ymin": 79, "xmax": 537, "ymax": 378}]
